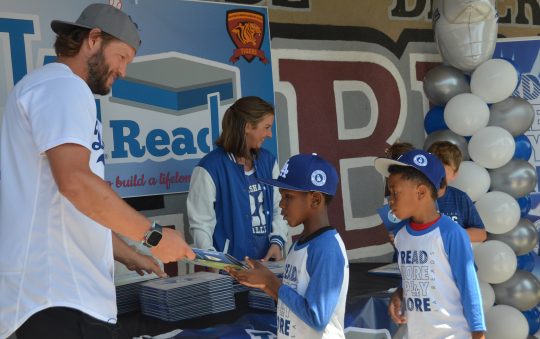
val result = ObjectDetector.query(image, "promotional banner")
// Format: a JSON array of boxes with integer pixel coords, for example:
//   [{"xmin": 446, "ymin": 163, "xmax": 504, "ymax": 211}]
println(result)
[
  {"xmin": 0, "ymin": 0, "xmax": 276, "ymax": 197},
  {"xmin": 494, "ymin": 38, "xmax": 540, "ymax": 226}
]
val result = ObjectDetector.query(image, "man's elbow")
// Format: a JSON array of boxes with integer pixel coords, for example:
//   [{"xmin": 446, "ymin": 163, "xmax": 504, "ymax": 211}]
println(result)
[{"xmin": 56, "ymin": 171, "xmax": 87, "ymax": 201}]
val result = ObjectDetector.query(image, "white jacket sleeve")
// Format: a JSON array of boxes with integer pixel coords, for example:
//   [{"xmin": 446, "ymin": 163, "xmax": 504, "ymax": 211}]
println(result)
[
  {"xmin": 269, "ymin": 161, "xmax": 288, "ymax": 248},
  {"xmin": 187, "ymin": 166, "xmax": 217, "ymax": 251}
]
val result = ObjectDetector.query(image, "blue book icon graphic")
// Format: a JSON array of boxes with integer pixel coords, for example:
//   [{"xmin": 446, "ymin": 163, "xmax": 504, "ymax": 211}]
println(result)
[{"xmin": 377, "ymin": 204, "xmax": 407, "ymax": 235}]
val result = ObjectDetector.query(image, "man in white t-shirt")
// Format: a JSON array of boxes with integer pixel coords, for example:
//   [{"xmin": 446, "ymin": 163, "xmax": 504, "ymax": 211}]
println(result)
[{"xmin": 0, "ymin": 4, "xmax": 195, "ymax": 338}]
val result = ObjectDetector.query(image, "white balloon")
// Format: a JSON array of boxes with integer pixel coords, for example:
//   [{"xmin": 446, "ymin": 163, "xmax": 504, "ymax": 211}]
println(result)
[
  {"xmin": 433, "ymin": 0, "xmax": 498, "ymax": 72},
  {"xmin": 475, "ymin": 240, "xmax": 517, "ymax": 284},
  {"xmin": 468, "ymin": 126, "xmax": 515, "ymax": 169},
  {"xmin": 450, "ymin": 161, "xmax": 490, "ymax": 201},
  {"xmin": 444, "ymin": 93, "xmax": 490, "ymax": 136},
  {"xmin": 475, "ymin": 191, "xmax": 520, "ymax": 234},
  {"xmin": 479, "ymin": 280, "xmax": 495, "ymax": 313},
  {"xmin": 485, "ymin": 305, "xmax": 529, "ymax": 339},
  {"xmin": 471, "ymin": 58, "xmax": 519, "ymax": 103}
]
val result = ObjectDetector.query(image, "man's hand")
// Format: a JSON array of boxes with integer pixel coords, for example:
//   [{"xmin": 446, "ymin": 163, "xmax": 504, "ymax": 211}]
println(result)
[
  {"xmin": 125, "ymin": 252, "xmax": 167, "ymax": 278},
  {"xmin": 151, "ymin": 228, "xmax": 195, "ymax": 263},
  {"xmin": 112, "ymin": 233, "xmax": 167, "ymax": 278},
  {"xmin": 388, "ymin": 287, "xmax": 406, "ymax": 324},
  {"xmin": 262, "ymin": 243, "xmax": 283, "ymax": 261}
]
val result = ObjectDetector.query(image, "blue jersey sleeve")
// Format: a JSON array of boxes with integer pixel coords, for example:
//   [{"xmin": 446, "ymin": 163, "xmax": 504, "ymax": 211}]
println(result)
[
  {"xmin": 441, "ymin": 225, "xmax": 486, "ymax": 332},
  {"xmin": 278, "ymin": 236, "xmax": 345, "ymax": 331}
]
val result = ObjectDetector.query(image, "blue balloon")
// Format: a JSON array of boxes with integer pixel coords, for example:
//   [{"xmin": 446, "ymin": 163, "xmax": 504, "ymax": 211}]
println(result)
[
  {"xmin": 517, "ymin": 194, "xmax": 532, "ymax": 217},
  {"xmin": 522, "ymin": 307, "xmax": 540, "ymax": 335},
  {"xmin": 513, "ymin": 135, "xmax": 533, "ymax": 161},
  {"xmin": 517, "ymin": 252, "xmax": 536, "ymax": 272},
  {"xmin": 424, "ymin": 106, "xmax": 447, "ymax": 134}
]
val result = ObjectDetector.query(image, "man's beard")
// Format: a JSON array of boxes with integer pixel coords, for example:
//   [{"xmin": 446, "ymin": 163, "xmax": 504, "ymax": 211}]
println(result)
[{"xmin": 87, "ymin": 48, "xmax": 113, "ymax": 95}]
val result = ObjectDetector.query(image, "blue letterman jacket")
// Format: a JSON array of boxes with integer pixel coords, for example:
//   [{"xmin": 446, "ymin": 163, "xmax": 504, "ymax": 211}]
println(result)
[{"xmin": 187, "ymin": 147, "xmax": 287, "ymax": 260}]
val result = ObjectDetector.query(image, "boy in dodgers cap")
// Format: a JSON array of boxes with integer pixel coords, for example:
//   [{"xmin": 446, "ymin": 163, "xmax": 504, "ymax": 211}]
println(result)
[
  {"xmin": 374, "ymin": 148, "xmax": 446, "ymax": 195},
  {"xmin": 374, "ymin": 149, "xmax": 485, "ymax": 339},
  {"xmin": 259, "ymin": 153, "xmax": 339, "ymax": 196},
  {"xmin": 227, "ymin": 153, "xmax": 349, "ymax": 339}
]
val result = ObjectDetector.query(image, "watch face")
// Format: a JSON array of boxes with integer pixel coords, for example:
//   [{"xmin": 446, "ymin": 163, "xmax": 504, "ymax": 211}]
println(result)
[{"xmin": 146, "ymin": 231, "xmax": 163, "ymax": 246}]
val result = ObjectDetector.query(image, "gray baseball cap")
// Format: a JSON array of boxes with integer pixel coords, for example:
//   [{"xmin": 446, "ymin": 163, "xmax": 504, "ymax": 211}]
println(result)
[{"xmin": 51, "ymin": 3, "xmax": 141, "ymax": 51}]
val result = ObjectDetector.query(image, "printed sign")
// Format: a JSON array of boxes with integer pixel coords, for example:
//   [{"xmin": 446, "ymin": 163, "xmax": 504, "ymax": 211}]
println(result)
[{"xmin": 0, "ymin": 0, "xmax": 276, "ymax": 197}]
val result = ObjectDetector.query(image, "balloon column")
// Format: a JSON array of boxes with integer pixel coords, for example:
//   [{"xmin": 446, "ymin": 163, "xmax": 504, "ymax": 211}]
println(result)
[{"xmin": 426, "ymin": 1, "xmax": 540, "ymax": 338}]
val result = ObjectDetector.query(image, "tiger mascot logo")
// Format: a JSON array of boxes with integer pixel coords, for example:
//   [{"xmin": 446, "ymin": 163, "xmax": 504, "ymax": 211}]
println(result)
[
  {"xmin": 227, "ymin": 10, "xmax": 268, "ymax": 64},
  {"xmin": 231, "ymin": 22, "xmax": 261, "ymax": 47}
]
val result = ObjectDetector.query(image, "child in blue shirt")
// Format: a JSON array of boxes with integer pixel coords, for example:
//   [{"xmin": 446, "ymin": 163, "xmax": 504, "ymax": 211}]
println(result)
[
  {"xmin": 375, "ymin": 149, "xmax": 485, "ymax": 339},
  {"xmin": 227, "ymin": 153, "xmax": 349, "ymax": 339},
  {"xmin": 427, "ymin": 141, "xmax": 486, "ymax": 243}
]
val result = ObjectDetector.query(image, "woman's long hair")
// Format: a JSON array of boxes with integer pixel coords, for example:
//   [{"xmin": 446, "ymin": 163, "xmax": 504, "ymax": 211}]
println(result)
[{"xmin": 215, "ymin": 96, "xmax": 274, "ymax": 159}]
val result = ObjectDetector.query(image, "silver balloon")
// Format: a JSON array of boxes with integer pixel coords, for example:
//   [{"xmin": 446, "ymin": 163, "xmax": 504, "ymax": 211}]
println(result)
[
  {"xmin": 489, "ymin": 97, "xmax": 535, "ymax": 136},
  {"xmin": 492, "ymin": 269, "xmax": 540, "ymax": 311},
  {"xmin": 488, "ymin": 218, "xmax": 539, "ymax": 256},
  {"xmin": 433, "ymin": 0, "xmax": 497, "ymax": 72},
  {"xmin": 423, "ymin": 129, "xmax": 470, "ymax": 160},
  {"xmin": 423, "ymin": 65, "xmax": 470, "ymax": 106},
  {"xmin": 489, "ymin": 159, "xmax": 537, "ymax": 198}
]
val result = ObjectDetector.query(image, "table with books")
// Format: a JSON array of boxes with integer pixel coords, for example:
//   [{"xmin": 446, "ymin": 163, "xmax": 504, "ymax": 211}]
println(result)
[{"xmin": 116, "ymin": 260, "xmax": 401, "ymax": 339}]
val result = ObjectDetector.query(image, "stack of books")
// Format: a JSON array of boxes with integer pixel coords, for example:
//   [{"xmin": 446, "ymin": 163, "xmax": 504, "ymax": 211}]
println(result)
[
  {"xmin": 114, "ymin": 237, "xmax": 162, "ymax": 314},
  {"xmin": 247, "ymin": 289, "xmax": 277, "ymax": 312},
  {"xmin": 116, "ymin": 280, "xmax": 147, "ymax": 314},
  {"xmin": 139, "ymin": 272, "xmax": 235, "ymax": 321},
  {"xmin": 247, "ymin": 261, "xmax": 285, "ymax": 312}
]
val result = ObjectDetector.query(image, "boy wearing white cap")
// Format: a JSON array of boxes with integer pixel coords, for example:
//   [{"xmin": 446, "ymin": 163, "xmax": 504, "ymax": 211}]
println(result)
[
  {"xmin": 227, "ymin": 153, "xmax": 349, "ymax": 339},
  {"xmin": 374, "ymin": 149, "xmax": 485, "ymax": 339}
]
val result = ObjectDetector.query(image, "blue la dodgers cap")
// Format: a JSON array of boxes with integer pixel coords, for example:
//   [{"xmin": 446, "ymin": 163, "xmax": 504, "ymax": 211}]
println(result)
[
  {"xmin": 259, "ymin": 153, "xmax": 339, "ymax": 196},
  {"xmin": 374, "ymin": 149, "xmax": 445, "ymax": 191}
]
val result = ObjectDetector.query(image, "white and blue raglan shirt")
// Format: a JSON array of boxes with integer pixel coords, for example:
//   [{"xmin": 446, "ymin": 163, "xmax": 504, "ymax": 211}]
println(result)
[
  {"xmin": 277, "ymin": 227, "xmax": 349, "ymax": 339},
  {"xmin": 437, "ymin": 186, "xmax": 484, "ymax": 230},
  {"xmin": 395, "ymin": 215, "xmax": 486, "ymax": 339}
]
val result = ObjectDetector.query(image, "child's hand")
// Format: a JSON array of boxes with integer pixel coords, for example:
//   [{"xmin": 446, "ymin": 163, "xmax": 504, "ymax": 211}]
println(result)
[
  {"xmin": 225, "ymin": 257, "xmax": 282, "ymax": 299},
  {"xmin": 226, "ymin": 257, "xmax": 273, "ymax": 289},
  {"xmin": 388, "ymin": 232, "xmax": 395, "ymax": 246},
  {"xmin": 388, "ymin": 288, "xmax": 407, "ymax": 324},
  {"xmin": 262, "ymin": 243, "xmax": 283, "ymax": 261},
  {"xmin": 471, "ymin": 332, "xmax": 485, "ymax": 339}
]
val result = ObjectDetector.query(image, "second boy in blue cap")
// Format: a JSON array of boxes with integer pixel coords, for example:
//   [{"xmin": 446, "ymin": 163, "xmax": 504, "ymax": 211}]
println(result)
[
  {"xmin": 227, "ymin": 153, "xmax": 349, "ymax": 339},
  {"xmin": 374, "ymin": 149, "xmax": 485, "ymax": 339}
]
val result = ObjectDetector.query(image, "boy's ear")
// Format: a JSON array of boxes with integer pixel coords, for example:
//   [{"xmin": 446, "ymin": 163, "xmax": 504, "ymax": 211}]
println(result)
[
  {"xmin": 310, "ymin": 191, "xmax": 323, "ymax": 207},
  {"xmin": 416, "ymin": 184, "xmax": 428, "ymax": 199}
]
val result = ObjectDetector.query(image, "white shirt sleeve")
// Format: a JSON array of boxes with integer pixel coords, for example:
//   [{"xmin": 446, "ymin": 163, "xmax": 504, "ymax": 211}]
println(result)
[
  {"xmin": 269, "ymin": 161, "xmax": 288, "ymax": 248},
  {"xmin": 21, "ymin": 76, "xmax": 95, "ymax": 154},
  {"xmin": 187, "ymin": 166, "xmax": 217, "ymax": 251}
]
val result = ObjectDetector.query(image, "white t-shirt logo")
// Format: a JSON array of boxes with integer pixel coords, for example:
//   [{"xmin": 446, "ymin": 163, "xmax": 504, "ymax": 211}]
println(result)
[
  {"xmin": 413, "ymin": 154, "xmax": 428, "ymax": 167},
  {"xmin": 311, "ymin": 170, "xmax": 326, "ymax": 187}
]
